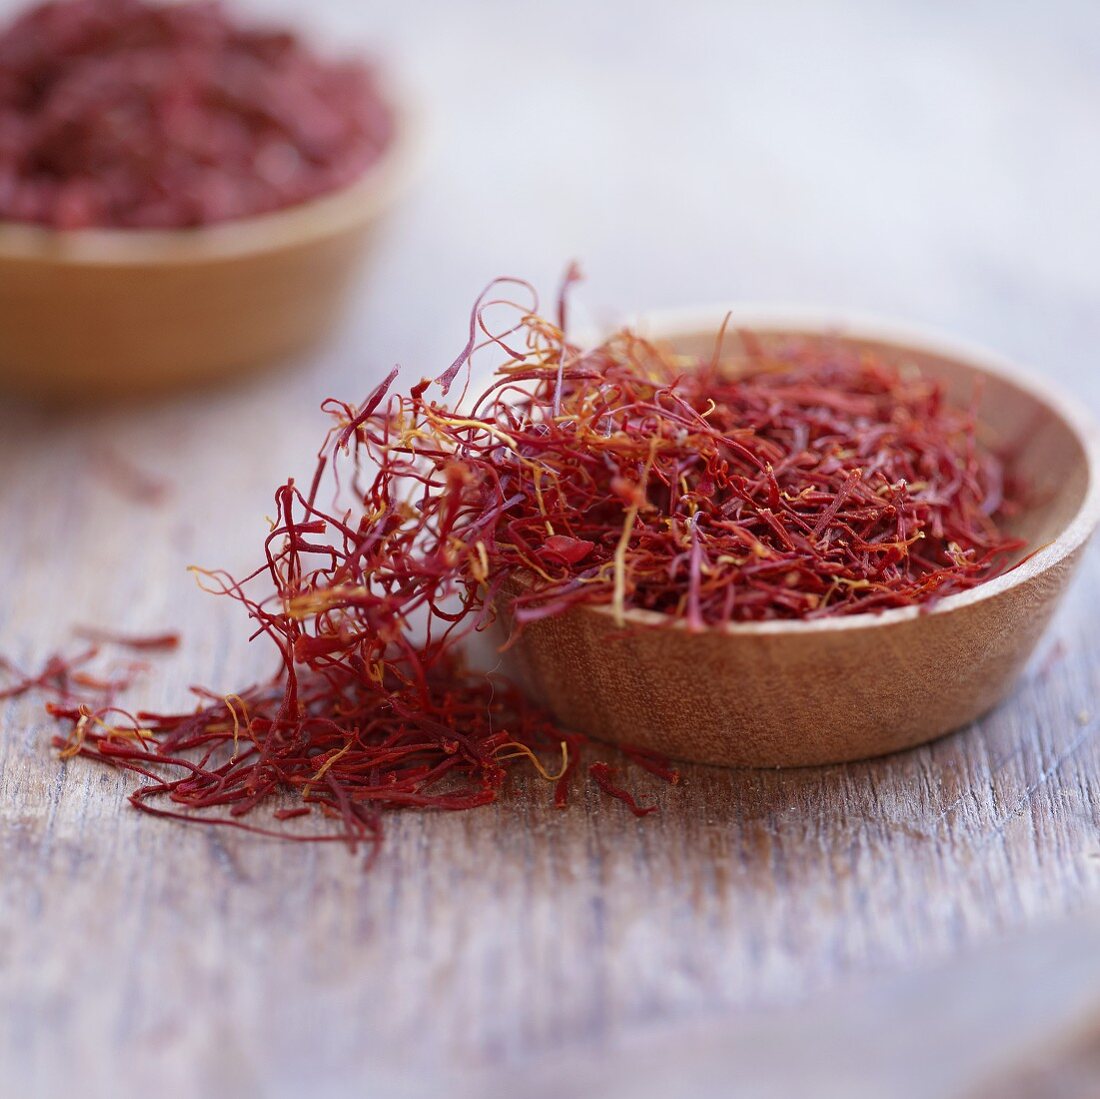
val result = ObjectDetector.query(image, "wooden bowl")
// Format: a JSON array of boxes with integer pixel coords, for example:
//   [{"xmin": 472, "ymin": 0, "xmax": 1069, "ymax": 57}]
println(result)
[
  {"xmin": 498, "ymin": 310, "xmax": 1100, "ymax": 768},
  {"xmin": 0, "ymin": 108, "xmax": 414, "ymax": 401}
]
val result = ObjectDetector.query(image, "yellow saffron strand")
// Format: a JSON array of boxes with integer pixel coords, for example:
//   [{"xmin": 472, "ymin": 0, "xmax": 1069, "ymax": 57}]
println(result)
[
  {"xmin": 303, "ymin": 741, "xmax": 353, "ymax": 798},
  {"xmin": 612, "ymin": 502, "xmax": 640, "ymax": 627},
  {"xmin": 224, "ymin": 693, "xmax": 250, "ymax": 760},
  {"xmin": 532, "ymin": 468, "xmax": 555, "ymax": 537},
  {"xmin": 425, "ymin": 414, "xmax": 518, "ymax": 451},
  {"xmin": 493, "ymin": 739, "xmax": 569, "ymax": 782},
  {"xmin": 58, "ymin": 705, "xmax": 91, "ymax": 759},
  {"xmin": 612, "ymin": 438, "xmax": 658, "ymax": 625},
  {"xmin": 60, "ymin": 707, "xmax": 155, "ymax": 759}
]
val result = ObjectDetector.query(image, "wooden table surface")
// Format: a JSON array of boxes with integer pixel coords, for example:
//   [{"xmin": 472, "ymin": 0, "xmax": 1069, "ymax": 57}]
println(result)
[{"xmin": 3, "ymin": 2, "xmax": 1100, "ymax": 1096}]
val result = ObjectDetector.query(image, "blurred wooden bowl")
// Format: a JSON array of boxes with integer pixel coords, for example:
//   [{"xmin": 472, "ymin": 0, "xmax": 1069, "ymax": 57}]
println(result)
[
  {"xmin": 499, "ymin": 310, "xmax": 1100, "ymax": 767},
  {"xmin": 0, "ymin": 106, "xmax": 414, "ymax": 401}
]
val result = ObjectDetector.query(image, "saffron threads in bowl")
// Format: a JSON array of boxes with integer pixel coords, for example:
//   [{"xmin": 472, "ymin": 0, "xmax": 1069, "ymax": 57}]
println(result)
[
  {"xmin": 0, "ymin": 0, "xmax": 394, "ymax": 229},
  {"xmin": 44, "ymin": 278, "xmax": 1023, "ymax": 853}
]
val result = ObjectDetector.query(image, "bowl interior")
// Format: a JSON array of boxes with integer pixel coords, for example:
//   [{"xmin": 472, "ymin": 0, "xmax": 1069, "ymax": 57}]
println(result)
[{"xmin": 656, "ymin": 325, "xmax": 1092, "ymax": 559}]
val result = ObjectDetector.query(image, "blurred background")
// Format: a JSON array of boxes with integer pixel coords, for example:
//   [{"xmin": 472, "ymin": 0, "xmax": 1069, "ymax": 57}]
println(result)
[
  {"xmin": 256, "ymin": 0, "xmax": 1100, "ymax": 399},
  {"xmin": 3, "ymin": 1, "xmax": 1100, "ymax": 1097},
  {"xmin": 5, "ymin": 0, "xmax": 1099, "ymax": 511}
]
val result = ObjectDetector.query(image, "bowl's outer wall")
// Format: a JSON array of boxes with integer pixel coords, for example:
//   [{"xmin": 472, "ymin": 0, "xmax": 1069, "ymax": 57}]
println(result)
[
  {"xmin": 0, "ymin": 222, "xmax": 375, "ymax": 399},
  {"xmin": 500, "ymin": 540, "xmax": 1086, "ymax": 767},
  {"xmin": 498, "ymin": 319, "xmax": 1099, "ymax": 767},
  {"xmin": 0, "ymin": 101, "xmax": 415, "ymax": 400}
]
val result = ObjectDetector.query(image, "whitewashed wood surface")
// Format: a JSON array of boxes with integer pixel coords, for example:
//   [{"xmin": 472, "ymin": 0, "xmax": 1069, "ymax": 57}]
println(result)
[{"xmin": 2, "ymin": 1, "xmax": 1100, "ymax": 1096}]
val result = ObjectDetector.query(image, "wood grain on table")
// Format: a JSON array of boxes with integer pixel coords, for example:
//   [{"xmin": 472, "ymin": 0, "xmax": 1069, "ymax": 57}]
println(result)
[{"xmin": 2, "ymin": 1, "xmax": 1100, "ymax": 1096}]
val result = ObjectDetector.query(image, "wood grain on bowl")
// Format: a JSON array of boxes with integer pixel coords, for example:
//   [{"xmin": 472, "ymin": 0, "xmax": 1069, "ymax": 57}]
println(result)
[{"xmin": 499, "ymin": 312, "xmax": 1100, "ymax": 767}]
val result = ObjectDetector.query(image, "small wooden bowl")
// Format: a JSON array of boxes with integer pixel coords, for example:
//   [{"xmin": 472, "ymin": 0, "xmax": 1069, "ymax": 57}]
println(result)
[
  {"xmin": 499, "ymin": 310, "xmax": 1100, "ymax": 768},
  {"xmin": 0, "ymin": 108, "xmax": 414, "ymax": 401}
]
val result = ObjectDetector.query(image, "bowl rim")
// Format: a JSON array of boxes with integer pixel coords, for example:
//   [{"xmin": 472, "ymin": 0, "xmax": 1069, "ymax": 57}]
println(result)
[
  {"xmin": 570, "ymin": 306, "xmax": 1100, "ymax": 636},
  {"xmin": 0, "ymin": 84, "xmax": 419, "ymax": 266}
]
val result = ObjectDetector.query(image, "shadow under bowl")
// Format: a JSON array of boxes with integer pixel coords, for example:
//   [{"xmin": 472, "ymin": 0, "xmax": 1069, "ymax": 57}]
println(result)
[{"xmin": 497, "ymin": 309, "xmax": 1100, "ymax": 767}]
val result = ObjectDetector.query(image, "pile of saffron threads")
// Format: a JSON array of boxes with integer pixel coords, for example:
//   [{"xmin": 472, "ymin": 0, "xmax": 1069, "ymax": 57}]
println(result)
[
  {"xmin": 44, "ymin": 278, "xmax": 1024, "ymax": 855},
  {"xmin": 0, "ymin": 0, "xmax": 394, "ymax": 228}
]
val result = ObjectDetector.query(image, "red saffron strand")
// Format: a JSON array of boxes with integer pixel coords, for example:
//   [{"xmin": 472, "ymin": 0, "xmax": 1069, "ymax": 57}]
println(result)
[
  {"xmin": 73, "ymin": 628, "xmax": 181, "ymax": 652},
  {"xmin": 588, "ymin": 763, "xmax": 659, "ymax": 818},
  {"xmin": 620, "ymin": 747, "xmax": 681, "ymax": 786},
  {"xmin": 1, "ymin": 649, "xmax": 141, "ymax": 704},
  {"xmin": 88, "ymin": 446, "xmax": 173, "ymax": 507}
]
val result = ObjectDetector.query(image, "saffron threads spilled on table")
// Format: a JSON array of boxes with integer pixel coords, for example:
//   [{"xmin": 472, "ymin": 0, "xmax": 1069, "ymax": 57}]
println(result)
[
  {"xmin": 44, "ymin": 276, "xmax": 1024, "ymax": 857},
  {"xmin": 88, "ymin": 445, "xmax": 174, "ymax": 507},
  {"xmin": 1, "ymin": 647, "xmax": 147, "ymax": 704},
  {"xmin": 73, "ymin": 627, "xmax": 181, "ymax": 652}
]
